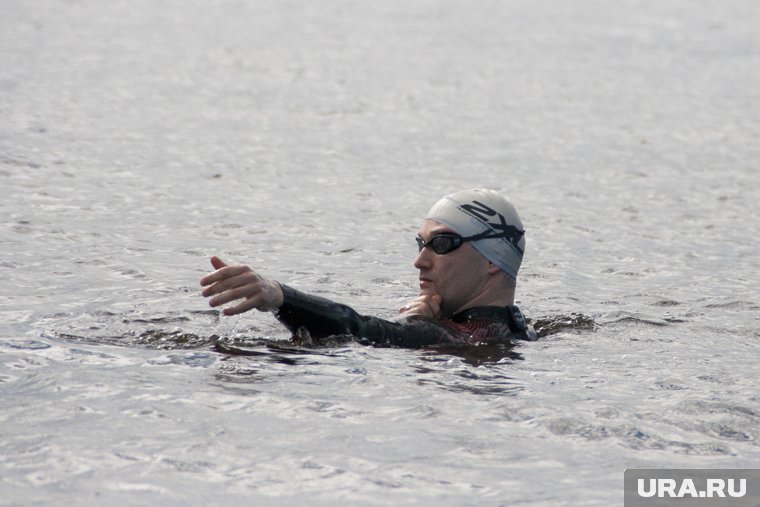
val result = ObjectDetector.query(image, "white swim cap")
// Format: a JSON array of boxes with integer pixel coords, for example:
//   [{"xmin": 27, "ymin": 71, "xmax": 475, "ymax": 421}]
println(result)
[{"xmin": 425, "ymin": 189, "xmax": 526, "ymax": 279}]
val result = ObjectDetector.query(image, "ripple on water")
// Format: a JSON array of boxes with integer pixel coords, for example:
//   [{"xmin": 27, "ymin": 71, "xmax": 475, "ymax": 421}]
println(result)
[
  {"xmin": 165, "ymin": 352, "xmax": 216, "ymax": 368},
  {"xmin": 1, "ymin": 339, "xmax": 52, "ymax": 350},
  {"xmin": 542, "ymin": 416, "xmax": 737, "ymax": 456}
]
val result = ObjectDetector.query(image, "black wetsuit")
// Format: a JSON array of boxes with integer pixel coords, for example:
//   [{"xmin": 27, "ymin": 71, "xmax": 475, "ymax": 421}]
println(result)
[{"xmin": 274, "ymin": 284, "xmax": 538, "ymax": 348}]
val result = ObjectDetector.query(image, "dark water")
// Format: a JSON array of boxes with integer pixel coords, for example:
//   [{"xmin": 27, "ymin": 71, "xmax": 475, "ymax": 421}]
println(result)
[{"xmin": 2, "ymin": 0, "xmax": 759, "ymax": 505}]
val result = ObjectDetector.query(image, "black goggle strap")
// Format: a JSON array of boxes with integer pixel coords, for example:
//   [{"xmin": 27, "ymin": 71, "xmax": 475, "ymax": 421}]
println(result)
[
  {"xmin": 417, "ymin": 226, "xmax": 525, "ymax": 253},
  {"xmin": 461, "ymin": 226, "xmax": 525, "ymax": 244}
]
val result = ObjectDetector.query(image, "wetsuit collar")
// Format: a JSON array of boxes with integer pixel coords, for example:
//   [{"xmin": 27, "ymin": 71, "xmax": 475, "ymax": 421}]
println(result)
[{"xmin": 450, "ymin": 305, "xmax": 528, "ymax": 333}]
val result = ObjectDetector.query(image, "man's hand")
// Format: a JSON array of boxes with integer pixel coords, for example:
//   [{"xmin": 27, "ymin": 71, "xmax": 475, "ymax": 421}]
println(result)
[
  {"xmin": 200, "ymin": 256, "xmax": 284, "ymax": 316},
  {"xmin": 398, "ymin": 294, "xmax": 442, "ymax": 319}
]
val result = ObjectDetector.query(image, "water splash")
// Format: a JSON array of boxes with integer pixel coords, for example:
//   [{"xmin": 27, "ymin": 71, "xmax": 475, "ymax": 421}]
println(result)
[{"xmin": 530, "ymin": 313, "xmax": 597, "ymax": 338}]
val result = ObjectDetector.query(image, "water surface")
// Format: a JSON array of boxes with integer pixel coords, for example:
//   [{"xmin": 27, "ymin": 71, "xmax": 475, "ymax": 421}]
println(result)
[{"xmin": 2, "ymin": 0, "xmax": 759, "ymax": 505}]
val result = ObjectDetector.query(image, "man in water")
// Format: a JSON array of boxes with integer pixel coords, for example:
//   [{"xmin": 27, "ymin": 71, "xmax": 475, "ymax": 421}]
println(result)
[{"xmin": 200, "ymin": 189, "xmax": 537, "ymax": 347}]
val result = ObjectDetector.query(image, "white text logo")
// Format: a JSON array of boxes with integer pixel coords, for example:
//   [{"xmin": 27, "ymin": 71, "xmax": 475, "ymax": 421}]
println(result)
[{"xmin": 637, "ymin": 478, "xmax": 747, "ymax": 499}]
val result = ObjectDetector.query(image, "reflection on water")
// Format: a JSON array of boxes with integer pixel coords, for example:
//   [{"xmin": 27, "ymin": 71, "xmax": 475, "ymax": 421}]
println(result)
[
  {"xmin": 213, "ymin": 338, "xmax": 350, "ymax": 366},
  {"xmin": 420, "ymin": 342, "xmax": 524, "ymax": 367},
  {"xmin": 414, "ymin": 361, "xmax": 524, "ymax": 396}
]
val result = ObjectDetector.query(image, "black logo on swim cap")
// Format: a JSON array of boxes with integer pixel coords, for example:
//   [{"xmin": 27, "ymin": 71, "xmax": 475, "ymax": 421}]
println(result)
[{"xmin": 459, "ymin": 200, "xmax": 525, "ymax": 255}]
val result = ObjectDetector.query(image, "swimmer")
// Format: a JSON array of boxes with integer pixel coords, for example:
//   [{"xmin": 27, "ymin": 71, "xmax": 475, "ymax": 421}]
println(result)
[{"xmin": 200, "ymin": 189, "xmax": 537, "ymax": 347}]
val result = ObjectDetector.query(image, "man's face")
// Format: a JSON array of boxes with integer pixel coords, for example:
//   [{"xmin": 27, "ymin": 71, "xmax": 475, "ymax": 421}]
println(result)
[{"xmin": 414, "ymin": 219, "xmax": 491, "ymax": 317}]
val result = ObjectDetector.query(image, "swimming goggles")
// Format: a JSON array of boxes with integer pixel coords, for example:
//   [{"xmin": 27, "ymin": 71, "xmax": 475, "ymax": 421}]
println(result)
[{"xmin": 416, "ymin": 229, "xmax": 514, "ymax": 255}]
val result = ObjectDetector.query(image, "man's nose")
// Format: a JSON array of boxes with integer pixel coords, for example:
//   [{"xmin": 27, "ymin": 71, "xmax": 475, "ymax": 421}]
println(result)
[{"xmin": 414, "ymin": 248, "xmax": 432, "ymax": 270}]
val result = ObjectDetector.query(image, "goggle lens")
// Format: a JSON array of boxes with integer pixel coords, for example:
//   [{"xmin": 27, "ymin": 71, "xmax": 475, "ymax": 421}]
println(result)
[
  {"xmin": 416, "ymin": 234, "xmax": 464, "ymax": 255},
  {"xmin": 416, "ymin": 226, "xmax": 524, "ymax": 256}
]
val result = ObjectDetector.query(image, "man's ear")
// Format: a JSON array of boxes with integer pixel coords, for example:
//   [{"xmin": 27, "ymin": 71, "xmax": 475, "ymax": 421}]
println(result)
[{"xmin": 486, "ymin": 261, "xmax": 501, "ymax": 275}]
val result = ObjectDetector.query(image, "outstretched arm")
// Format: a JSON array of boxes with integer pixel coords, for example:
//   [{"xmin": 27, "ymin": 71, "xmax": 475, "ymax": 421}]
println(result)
[{"xmin": 199, "ymin": 256, "xmax": 284, "ymax": 316}]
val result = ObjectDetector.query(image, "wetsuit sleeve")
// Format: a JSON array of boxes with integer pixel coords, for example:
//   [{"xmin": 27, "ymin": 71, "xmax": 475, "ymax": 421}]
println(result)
[{"xmin": 274, "ymin": 284, "xmax": 452, "ymax": 347}]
